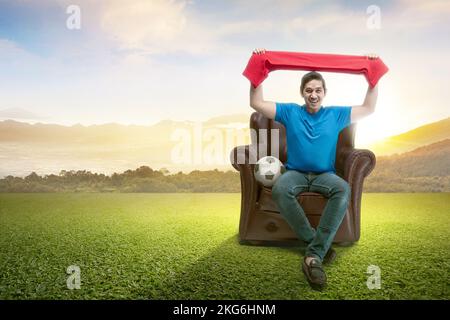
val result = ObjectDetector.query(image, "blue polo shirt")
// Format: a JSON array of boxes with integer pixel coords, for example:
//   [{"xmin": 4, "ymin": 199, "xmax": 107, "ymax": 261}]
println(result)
[{"xmin": 275, "ymin": 103, "xmax": 352, "ymax": 174}]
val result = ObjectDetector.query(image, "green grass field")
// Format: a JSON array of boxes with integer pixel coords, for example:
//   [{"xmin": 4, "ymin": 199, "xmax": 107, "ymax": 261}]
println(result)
[{"xmin": 0, "ymin": 193, "xmax": 449, "ymax": 300}]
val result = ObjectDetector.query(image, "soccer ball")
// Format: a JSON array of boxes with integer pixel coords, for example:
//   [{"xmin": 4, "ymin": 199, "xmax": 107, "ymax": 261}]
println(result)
[{"xmin": 254, "ymin": 156, "xmax": 286, "ymax": 187}]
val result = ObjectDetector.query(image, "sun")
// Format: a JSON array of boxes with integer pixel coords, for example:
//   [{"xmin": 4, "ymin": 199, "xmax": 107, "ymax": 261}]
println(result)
[{"xmin": 354, "ymin": 105, "xmax": 398, "ymax": 148}]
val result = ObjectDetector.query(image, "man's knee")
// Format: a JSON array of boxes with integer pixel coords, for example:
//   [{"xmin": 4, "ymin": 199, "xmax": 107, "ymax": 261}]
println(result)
[
  {"xmin": 327, "ymin": 176, "xmax": 351, "ymax": 201},
  {"xmin": 272, "ymin": 179, "xmax": 288, "ymax": 201},
  {"xmin": 272, "ymin": 172, "xmax": 297, "ymax": 201},
  {"xmin": 327, "ymin": 173, "xmax": 348, "ymax": 191},
  {"xmin": 336, "ymin": 180, "xmax": 351, "ymax": 205}
]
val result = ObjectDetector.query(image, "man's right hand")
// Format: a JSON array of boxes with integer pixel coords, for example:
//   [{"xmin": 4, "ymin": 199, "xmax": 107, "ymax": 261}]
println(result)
[{"xmin": 253, "ymin": 48, "xmax": 266, "ymax": 54}]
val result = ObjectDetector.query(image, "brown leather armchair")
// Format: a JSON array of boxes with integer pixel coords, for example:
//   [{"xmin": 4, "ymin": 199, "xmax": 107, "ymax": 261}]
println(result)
[{"xmin": 230, "ymin": 112, "xmax": 376, "ymax": 245}]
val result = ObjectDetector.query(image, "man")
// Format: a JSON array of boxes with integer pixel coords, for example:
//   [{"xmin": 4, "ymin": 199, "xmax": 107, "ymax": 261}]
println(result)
[{"xmin": 249, "ymin": 48, "xmax": 379, "ymax": 290}]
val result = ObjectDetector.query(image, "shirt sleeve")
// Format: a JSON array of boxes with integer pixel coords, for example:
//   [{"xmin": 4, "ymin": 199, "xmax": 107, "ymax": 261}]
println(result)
[
  {"xmin": 336, "ymin": 106, "xmax": 352, "ymax": 131},
  {"xmin": 275, "ymin": 102, "xmax": 292, "ymax": 126}
]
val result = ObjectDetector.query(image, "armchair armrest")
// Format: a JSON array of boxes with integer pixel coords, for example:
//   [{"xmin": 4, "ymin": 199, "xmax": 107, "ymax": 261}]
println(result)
[
  {"xmin": 229, "ymin": 145, "xmax": 260, "ymax": 238},
  {"xmin": 336, "ymin": 147, "xmax": 376, "ymax": 182},
  {"xmin": 229, "ymin": 144, "xmax": 258, "ymax": 171}
]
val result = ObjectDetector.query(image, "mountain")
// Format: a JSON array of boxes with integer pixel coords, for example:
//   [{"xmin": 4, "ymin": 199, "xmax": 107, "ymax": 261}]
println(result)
[
  {"xmin": 0, "ymin": 114, "xmax": 251, "ymax": 144},
  {"xmin": 367, "ymin": 117, "xmax": 450, "ymax": 156},
  {"xmin": 0, "ymin": 115, "xmax": 252, "ymax": 177},
  {"xmin": 204, "ymin": 113, "xmax": 251, "ymax": 126}
]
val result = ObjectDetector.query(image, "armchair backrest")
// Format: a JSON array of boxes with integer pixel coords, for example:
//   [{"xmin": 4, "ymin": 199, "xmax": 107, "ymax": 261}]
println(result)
[{"xmin": 249, "ymin": 111, "xmax": 356, "ymax": 166}]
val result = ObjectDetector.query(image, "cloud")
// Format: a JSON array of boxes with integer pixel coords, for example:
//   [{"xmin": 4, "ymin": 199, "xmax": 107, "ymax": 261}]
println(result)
[
  {"xmin": 101, "ymin": 0, "xmax": 186, "ymax": 48},
  {"xmin": 283, "ymin": 0, "xmax": 450, "ymax": 39},
  {"xmin": 286, "ymin": 11, "xmax": 366, "ymax": 35},
  {"xmin": 99, "ymin": 0, "xmax": 279, "ymax": 56},
  {"xmin": 393, "ymin": 0, "xmax": 450, "ymax": 30},
  {"xmin": 0, "ymin": 39, "xmax": 35, "ymax": 62},
  {"xmin": 398, "ymin": 0, "xmax": 450, "ymax": 15},
  {"xmin": 216, "ymin": 20, "xmax": 274, "ymax": 36},
  {"xmin": 0, "ymin": 38, "xmax": 54, "ymax": 79},
  {"xmin": 0, "ymin": 107, "xmax": 45, "ymax": 120},
  {"xmin": 100, "ymin": 0, "xmax": 217, "ymax": 55}
]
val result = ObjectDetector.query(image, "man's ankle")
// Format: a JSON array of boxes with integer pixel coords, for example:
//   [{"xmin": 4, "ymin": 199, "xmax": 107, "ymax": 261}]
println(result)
[
  {"xmin": 305, "ymin": 256, "xmax": 315, "ymax": 266},
  {"xmin": 305, "ymin": 255, "xmax": 321, "ymax": 265}
]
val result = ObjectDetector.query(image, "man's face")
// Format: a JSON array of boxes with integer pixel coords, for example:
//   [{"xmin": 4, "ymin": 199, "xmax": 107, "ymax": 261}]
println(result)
[{"xmin": 301, "ymin": 79, "xmax": 326, "ymax": 112}]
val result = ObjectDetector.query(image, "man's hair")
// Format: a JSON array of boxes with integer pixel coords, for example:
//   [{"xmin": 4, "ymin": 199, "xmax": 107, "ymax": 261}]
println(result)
[{"xmin": 300, "ymin": 71, "xmax": 327, "ymax": 94}]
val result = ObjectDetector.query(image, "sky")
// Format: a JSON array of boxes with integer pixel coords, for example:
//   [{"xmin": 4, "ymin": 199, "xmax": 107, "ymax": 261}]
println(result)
[{"xmin": 0, "ymin": 0, "xmax": 449, "ymax": 145}]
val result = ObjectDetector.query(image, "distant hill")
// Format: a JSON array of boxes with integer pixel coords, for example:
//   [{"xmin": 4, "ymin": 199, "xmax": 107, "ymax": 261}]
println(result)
[
  {"xmin": 374, "ymin": 139, "xmax": 450, "ymax": 177},
  {"xmin": 364, "ymin": 139, "xmax": 450, "ymax": 192},
  {"xmin": 368, "ymin": 117, "xmax": 450, "ymax": 156}
]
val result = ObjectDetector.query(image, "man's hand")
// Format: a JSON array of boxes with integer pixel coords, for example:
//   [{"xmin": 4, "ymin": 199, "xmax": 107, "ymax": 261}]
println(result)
[
  {"xmin": 249, "ymin": 48, "xmax": 275, "ymax": 119},
  {"xmin": 253, "ymin": 48, "xmax": 266, "ymax": 55}
]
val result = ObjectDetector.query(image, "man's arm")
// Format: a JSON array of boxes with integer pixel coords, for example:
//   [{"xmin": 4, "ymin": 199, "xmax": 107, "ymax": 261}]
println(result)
[
  {"xmin": 351, "ymin": 84, "xmax": 378, "ymax": 123},
  {"xmin": 248, "ymin": 48, "xmax": 276, "ymax": 120},
  {"xmin": 250, "ymin": 84, "xmax": 276, "ymax": 120},
  {"xmin": 351, "ymin": 54, "xmax": 379, "ymax": 123}
]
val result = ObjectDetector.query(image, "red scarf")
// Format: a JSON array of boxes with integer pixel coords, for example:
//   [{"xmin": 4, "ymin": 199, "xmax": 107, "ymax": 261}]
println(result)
[{"xmin": 243, "ymin": 51, "xmax": 388, "ymax": 88}]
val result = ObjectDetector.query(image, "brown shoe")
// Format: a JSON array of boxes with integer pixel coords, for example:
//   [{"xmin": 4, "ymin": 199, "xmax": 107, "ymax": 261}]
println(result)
[
  {"xmin": 323, "ymin": 248, "xmax": 337, "ymax": 265},
  {"xmin": 302, "ymin": 257, "xmax": 327, "ymax": 291}
]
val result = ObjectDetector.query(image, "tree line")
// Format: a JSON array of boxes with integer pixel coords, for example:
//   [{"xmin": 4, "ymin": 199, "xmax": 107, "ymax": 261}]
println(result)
[
  {"xmin": 0, "ymin": 166, "xmax": 241, "ymax": 193},
  {"xmin": 0, "ymin": 165, "xmax": 448, "ymax": 193}
]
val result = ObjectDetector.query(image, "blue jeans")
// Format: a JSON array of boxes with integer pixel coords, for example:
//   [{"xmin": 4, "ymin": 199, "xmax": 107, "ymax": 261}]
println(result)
[{"xmin": 272, "ymin": 170, "xmax": 350, "ymax": 262}]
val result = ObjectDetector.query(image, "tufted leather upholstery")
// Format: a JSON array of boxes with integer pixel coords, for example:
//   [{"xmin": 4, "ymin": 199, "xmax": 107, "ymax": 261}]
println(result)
[{"xmin": 230, "ymin": 112, "xmax": 376, "ymax": 245}]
